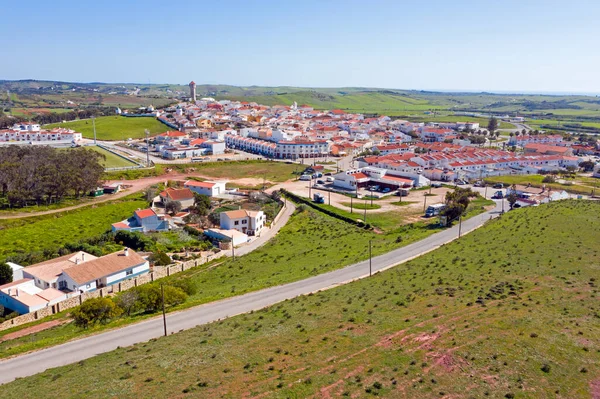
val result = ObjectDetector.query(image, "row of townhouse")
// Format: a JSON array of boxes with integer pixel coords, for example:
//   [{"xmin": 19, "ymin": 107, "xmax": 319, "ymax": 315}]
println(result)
[
  {"xmin": 225, "ymin": 134, "xmax": 277, "ymax": 157},
  {"xmin": 508, "ymin": 134, "xmax": 563, "ymax": 146},
  {"xmin": 0, "ymin": 127, "xmax": 83, "ymax": 143},
  {"xmin": 358, "ymin": 149, "xmax": 582, "ymax": 181}
]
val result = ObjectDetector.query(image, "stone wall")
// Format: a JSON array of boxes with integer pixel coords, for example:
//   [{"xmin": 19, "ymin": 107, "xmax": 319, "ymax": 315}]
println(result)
[{"xmin": 0, "ymin": 256, "xmax": 210, "ymax": 332}]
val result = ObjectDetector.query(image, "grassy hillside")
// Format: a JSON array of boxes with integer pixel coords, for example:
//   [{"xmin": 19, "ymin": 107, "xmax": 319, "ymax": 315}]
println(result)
[
  {"xmin": 45, "ymin": 116, "xmax": 170, "ymax": 140},
  {"xmin": 0, "ymin": 194, "xmax": 147, "ymax": 263},
  {"xmin": 3, "ymin": 200, "xmax": 598, "ymax": 398}
]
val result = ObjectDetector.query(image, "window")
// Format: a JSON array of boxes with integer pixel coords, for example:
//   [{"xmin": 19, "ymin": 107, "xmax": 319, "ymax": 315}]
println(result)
[
  {"xmin": 234, "ymin": 221, "xmax": 239, "ymax": 225},
  {"xmin": 126, "ymin": 269, "xmax": 133, "ymax": 276},
  {"xmin": 86, "ymin": 283, "xmax": 91, "ymax": 289},
  {"xmin": 242, "ymin": 219, "xmax": 247, "ymax": 224}
]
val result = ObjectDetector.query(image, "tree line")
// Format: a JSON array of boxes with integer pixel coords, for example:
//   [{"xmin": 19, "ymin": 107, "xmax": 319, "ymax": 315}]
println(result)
[
  {"xmin": 0, "ymin": 146, "xmax": 105, "ymax": 208},
  {"xmin": 0, "ymin": 107, "xmax": 115, "ymax": 129}
]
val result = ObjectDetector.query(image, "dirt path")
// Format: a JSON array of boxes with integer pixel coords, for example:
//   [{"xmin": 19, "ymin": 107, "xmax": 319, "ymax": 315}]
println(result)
[{"xmin": 0, "ymin": 320, "xmax": 71, "ymax": 342}]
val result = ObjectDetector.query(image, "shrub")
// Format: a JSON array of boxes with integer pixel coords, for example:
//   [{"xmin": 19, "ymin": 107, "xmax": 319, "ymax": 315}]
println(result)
[
  {"xmin": 540, "ymin": 364, "xmax": 551, "ymax": 373},
  {"xmin": 170, "ymin": 279, "xmax": 198, "ymax": 296},
  {"xmin": 135, "ymin": 284, "xmax": 188, "ymax": 313},
  {"xmin": 72, "ymin": 297, "xmax": 123, "ymax": 328},
  {"xmin": 542, "ymin": 176, "xmax": 555, "ymax": 183},
  {"xmin": 149, "ymin": 251, "xmax": 171, "ymax": 266}
]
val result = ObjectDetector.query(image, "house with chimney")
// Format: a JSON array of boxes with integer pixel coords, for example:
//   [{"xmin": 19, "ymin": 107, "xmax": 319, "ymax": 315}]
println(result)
[{"xmin": 0, "ymin": 249, "xmax": 149, "ymax": 314}]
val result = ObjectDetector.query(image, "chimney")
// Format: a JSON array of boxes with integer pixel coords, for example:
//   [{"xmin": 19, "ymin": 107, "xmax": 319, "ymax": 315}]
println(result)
[
  {"xmin": 82, "ymin": 253, "xmax": 85, "ymax": 262},
  {"xmin": 7, "ymin": 288, "xmax": 11, "ymax": 296},
  {"xmin": 124, "ymin": 248, "xmax": 129, "ymax": 257},
  {"xmin": 75, "ymin": 258, "xmax": 80, "ymax": 265},
  {"xmin": 15, "ymin": 288, "xmax": 18, "ymax": 297}
]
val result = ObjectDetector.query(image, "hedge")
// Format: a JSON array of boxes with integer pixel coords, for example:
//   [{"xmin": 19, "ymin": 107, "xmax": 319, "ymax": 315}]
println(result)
[{"xmin": 281, "ymin": 189, "xmax": 371, "ymax": 229}]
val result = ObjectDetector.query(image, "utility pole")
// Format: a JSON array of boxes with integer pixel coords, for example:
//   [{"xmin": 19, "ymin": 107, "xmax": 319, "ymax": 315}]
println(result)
[
  {"xmin": 231, "ymin": 236, "xmax": 235, "ymax": 260},
  {"xmin": 161, "ymin": 283, "xmax": 167, "ymax": 337},
  {"xmin": 369, "ymin": 240, "xmax": 372, "ymax": 277},
  {"xmin": 363, "ymin": 197, "xmax": 367, "ymax": 222},
  {"xmin": 350, "ymin": 195, "xmax": 353, "ymax": 214},
  {"xmin": 328, "ymin": 190, "xmax": 330, "ymax": 205},
  {"xmin": 145, "ymin": 129, "xmax": 150, "ymax": 166},
  {"xmin": 92, "ymin": 116, "xmax": 97, "ymax": 145},
  {"xmin": 423, "ymin": 192, "xmax": 428, "ymax": 212},
  {"xmin": 458, "ymin": 215, "xmax": 463, "ymax": 238}
]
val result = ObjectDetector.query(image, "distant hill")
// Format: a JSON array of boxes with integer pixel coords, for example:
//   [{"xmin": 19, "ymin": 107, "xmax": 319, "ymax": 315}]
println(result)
[{"xmin": 3, "ymin": 80, "xmax": 600, "ymax": 124}]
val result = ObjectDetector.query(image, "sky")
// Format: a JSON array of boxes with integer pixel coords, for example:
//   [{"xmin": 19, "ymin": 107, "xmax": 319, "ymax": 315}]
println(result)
[{"xmin": 2, "ymin": 0, "xmax": 600, "ymax": 94}]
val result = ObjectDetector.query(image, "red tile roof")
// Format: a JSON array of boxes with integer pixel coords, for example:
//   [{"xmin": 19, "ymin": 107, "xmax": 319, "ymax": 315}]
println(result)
[
  {"xmin": 184, "ymin": 180, "xmax": 216, "ymax": 188},
  {"xmin": 135, "ymin": 209, "xmax": 157, "ymax": 219}
]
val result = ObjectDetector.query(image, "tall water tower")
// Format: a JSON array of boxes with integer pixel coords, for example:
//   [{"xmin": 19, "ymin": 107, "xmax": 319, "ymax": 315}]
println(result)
[{"xmin": 189, "ymin": 81, "xmax": 196, "ymax": 102}]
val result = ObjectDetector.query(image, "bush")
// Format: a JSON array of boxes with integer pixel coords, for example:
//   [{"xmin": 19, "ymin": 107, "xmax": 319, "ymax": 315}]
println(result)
[
  {"xmin": 114, "ymin": 231, "xmax": 153, "ymax": 251},
  {"xmin": 170, "ymin": 279, "xmax": 198, "ymax": 296},
  {"xmin": 135, "ymin": 284, "xmax": 188, "ymax": 313},
  {"xmin": 149, "ymin": 251, "xmax": 171, "ymax": 266},
  {"xmin": 542, "ymin": 176, "xmax": 555, "ymax": 183},
  {"xmin": 72, "ymin": 297, "xmax": 123, "ymax": 328}
]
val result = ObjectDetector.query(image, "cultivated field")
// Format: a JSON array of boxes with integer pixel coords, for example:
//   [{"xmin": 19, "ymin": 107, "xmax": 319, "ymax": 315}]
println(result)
[
  {"xmin": 3, "ymin": 200, "xmax": 598, "ymax": 398},
  {"xmin": 46, "ymin": 116, "xmax": 170, "ymax": 140}
]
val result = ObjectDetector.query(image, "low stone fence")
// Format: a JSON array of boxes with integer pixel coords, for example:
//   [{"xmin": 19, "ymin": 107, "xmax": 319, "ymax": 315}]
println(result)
[{"xmin": 0, "ymin": 257, "xmax": 209, "ymax": 332}]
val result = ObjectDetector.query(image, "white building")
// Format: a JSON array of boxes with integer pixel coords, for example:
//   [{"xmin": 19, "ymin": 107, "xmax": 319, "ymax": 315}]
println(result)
[
  {"xmin": 0, "ymin": 127, "xmax": 83, "ymax": 143},
  {"xmin": 219, "ymin": 209, "xmax": 266, "ymax": 236},
  {"xmin": 184, "ymin": 180, "xmax": 226, "ymax": 197}
]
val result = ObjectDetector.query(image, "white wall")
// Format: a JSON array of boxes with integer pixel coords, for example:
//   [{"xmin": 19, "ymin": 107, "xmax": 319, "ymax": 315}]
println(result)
[{"xmin": 105, "ymin": 262, "xmax": 149, "ymax": 286}]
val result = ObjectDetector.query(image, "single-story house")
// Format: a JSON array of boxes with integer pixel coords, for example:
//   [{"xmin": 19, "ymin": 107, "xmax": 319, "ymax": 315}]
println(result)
[
  {"xmin": 0, "ymin": 279, "xmax": 69, "ymax": 315},
  {"xmin": 184, "ymin": 180, "xmax": 227, "ymax": 197},
  {"xmin": 159, "ymin": 187, "xmax": 195, "ymax": 209},
  {"xmin": 204, "ymin": 228, "xmax": 249, "ymax": 246}
]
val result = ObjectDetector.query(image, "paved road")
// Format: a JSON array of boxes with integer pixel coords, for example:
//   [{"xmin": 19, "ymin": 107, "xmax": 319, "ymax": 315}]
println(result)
[{"xmin": 0, "ymin": 199, "xmax": 505, "ymax": 385}]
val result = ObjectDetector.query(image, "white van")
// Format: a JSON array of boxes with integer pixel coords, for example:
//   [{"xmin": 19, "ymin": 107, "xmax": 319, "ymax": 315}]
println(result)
[{"xmin": 299, "ymin": 174, "xmax": 312, "ymax": 181}]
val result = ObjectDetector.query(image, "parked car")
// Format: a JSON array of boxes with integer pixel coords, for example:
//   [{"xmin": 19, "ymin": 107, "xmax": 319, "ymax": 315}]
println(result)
[
  {"xmin": 382, "ymin": 187, "xmax": 391, "ymax": 193},
  {"xmin": 493, "ymin": 183, "xmax": 504, "ymax": 189},
  {"xmin": 456, "ymin": 180, "xmax": 466, "ymax": 185},
  {"xmin": 473, "ymin": 181, "xmax": 484, "ymax": 187},
  {"xmin": 299, "ymin": 174, "xmax": 311, "ymax": 181},
  {"xmin": 324, "ymin": 172, "xmax": 332, "ymax": 176},
  {"xmin": 491, "ymin": 190, "xmax": 503, "ymax": 199},
  {"xmin": 431, "ymin": 182, "xmax": 442, "ymax": 188},
  {"xmin": 325, "ymin": 176, "xmax": 334, "ymax": 182},
  {"xmin": 317, "ymin": 179, "xmax": 325, "ymax": 185}
]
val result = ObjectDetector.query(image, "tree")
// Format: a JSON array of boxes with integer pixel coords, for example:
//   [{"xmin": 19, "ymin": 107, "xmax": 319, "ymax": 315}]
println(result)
[
  {"xmin": 72, "ymin": 297, "xmax": 122, "ymax": 328},
  {"xmin": 0, "ymin": 263, "xmax": 13, "ymax": 285},
  {"xmin": 192, "ymin": 193, "xmax": 211, "ymax": 216},
  {"xmin": 579, "ymin": 161, "xmax": 595, "ymax": 172},
  {"xmin": 114, "ymin": 290, "xmax": 141, "ymax": 316},
  {"xmin": 165, "ymin": 199, "xmax": 182, "ymax": 215},
  {"xmin": 441, "ymin": 187, "xmax": 478, "ymax": 226},
  {"xmin": 135, "ymin": 284, "xmax": 188, "ymax": 313},
  {"xmin": 506, "ymin": 184, "xmax": 519, "ymax": 210},
  {"xmin": 487, "ymin": 117, "xmax": 498, "ymax": 137}
]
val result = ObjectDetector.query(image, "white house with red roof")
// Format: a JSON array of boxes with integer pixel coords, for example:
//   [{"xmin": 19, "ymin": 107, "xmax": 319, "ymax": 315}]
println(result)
[
  {"xmin": 111, "ymin": 208, "xmax": 170, "ymax": 233},
  {"xmin": 159, "ymin": 187, "xmax": 195, "ymax": 209},
  {"xmin": 419, "ymin": 127, "xmax": 457, "ymax": 142},
  {"xmin": 184, "ymin": 180, "xmax": 226, "ymax": 197}
]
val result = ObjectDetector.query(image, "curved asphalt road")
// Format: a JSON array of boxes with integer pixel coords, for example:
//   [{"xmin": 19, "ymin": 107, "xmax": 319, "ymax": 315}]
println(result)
[{"xmin": 0, "ymin": 199, "xmax": 505, "ymax": 385}]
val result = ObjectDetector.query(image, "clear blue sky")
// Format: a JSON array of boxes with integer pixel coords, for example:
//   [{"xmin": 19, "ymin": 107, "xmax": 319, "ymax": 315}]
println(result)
[{"xmin": 2, "ymin": 0, "xmax": 600, "ymax": 94}]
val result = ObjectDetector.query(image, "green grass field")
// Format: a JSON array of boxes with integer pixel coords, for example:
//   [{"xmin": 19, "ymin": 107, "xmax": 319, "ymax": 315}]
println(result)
[
  {"xmin": 87, "ymin": 146, "xmax": 138, "ymax": 168},
  {"xmin": 0, "ymin": 194, "xmax": 147, "ymax": 263},
  {"xmin": 0, "ymin": 206, "xmax": 443, "ymax": 359},
  {"xmin": 171, "ymin": 161, "xmax": 302, "ymax": 183},
  {"xmin": 3, "ymin": 200, "xmax": 598, "ymax": 398},
  {"xmin": 483, "ymin": 175, "xmax": 596, "ymax": 195},
  {"xmin": 45, "ymin": 116, "xmax": 170, "ymax": 140}
]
